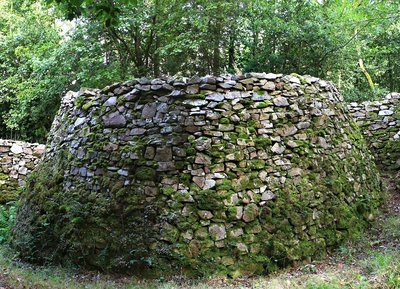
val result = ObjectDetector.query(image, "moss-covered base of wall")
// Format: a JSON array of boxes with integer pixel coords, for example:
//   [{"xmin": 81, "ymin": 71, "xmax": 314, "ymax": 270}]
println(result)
[
  {"xmin": 11, "ymin": 74, "xmax": 384, "ymax": 277},
  {"xmin": 0, "ymin": 173, "xmax": 19, "ymax": 203}
]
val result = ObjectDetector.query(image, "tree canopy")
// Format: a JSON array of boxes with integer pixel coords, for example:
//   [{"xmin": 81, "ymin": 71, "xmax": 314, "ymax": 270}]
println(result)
[{"xmin": 0, "ymin": 0, "xmax": 399, "ymax": 141}]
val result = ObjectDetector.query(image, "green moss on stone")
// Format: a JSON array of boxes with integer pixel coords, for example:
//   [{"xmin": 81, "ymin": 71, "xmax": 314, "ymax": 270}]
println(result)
[{"xmin": 220, "ymin": 118, "xmax": 230, "ymax": 124}]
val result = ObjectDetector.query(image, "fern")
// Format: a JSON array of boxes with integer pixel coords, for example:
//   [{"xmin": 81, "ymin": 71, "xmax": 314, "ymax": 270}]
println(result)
[{"xmin": 0, "ymin": 204, "xmax": 16, "ymax": 243}]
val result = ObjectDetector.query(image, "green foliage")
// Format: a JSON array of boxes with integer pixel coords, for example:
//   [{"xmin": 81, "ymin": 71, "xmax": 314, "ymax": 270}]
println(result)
[
  {"xmin": 1, "ymin": 0, "xmax": 400, "ymax": 141},
  {"xmin": 0, "ymin": 203, "xmax": 16, "ymax": 243}
]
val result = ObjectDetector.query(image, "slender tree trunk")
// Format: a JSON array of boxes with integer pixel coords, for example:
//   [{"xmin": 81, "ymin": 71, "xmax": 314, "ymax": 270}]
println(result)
[
  {"xmin": 153, "ymin": 35, "xmax": 160, "ymax": 77},
  {"xmin": 212, "ymin": 19, "xmax": 222, "ymax": 75},
  {"xmin": 358, "ymin": 58, "xmax": 374, "ymax": 90},
  {"xmin": 355, "ymin": 29, "xmax": 374, "ymax": 90}
]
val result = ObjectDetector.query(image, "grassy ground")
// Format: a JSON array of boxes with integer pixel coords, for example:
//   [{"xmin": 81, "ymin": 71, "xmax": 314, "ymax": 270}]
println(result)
[{"xmin": 0, "ymin": 174, "xmax": 398, "ymax": 289}]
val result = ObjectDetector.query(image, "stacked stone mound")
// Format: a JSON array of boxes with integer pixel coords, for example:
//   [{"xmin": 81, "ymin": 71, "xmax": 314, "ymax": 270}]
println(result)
[
  {"xmin": 0, "ymin": 140, "xmax": 45, "ymax": 203},
  {"xmin": 348, "ymin": 93, "xmax": 399, "ymax": 172},
  {"xmin": 12, "ymin": 73, "xmax": 383, "ymax": 276}
]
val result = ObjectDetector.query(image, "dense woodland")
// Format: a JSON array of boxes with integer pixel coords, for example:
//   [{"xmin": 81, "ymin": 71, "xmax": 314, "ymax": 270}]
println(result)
[{"xmin": 0, "ymin": 0, "xmax": 399, "ymax": 142}]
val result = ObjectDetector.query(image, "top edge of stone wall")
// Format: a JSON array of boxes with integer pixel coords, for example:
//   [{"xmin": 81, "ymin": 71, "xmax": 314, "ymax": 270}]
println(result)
[
  {"xmin": 348, "ymin": 92, "xmax": 400, "ymax": 106},
  {"xmin": 62, "ymin": 73, "xmax": 343, "ymax": 104},
  {"xmin": 0, "ymin": 139, "xmax": 44, "ymax": 146}
]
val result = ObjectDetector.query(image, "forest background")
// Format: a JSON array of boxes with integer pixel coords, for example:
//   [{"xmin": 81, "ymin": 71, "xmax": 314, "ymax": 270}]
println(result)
[{"xmin": 0, "ymin": 0, "xmax": 399, "ymax": 142}]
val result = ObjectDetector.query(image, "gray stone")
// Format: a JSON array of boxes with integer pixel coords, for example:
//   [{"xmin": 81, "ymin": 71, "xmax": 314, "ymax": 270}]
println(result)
[
  {"xmin": 103, "ymin": 143, "xmax": 119, "ymax": 151},
  {"xmin": 252, "ymin": 94, "xmax": 271, "ymax": 101},
  {"xmin": 195, "ymin": 153, "xmax": 212, "ymax": 165},
  {"xmin": 18, "ymin": 167, "xmax": 28, "ymax": 175},
  {"xmin": 181, "ymin": 231, "xmax": 193, "ymax": 240},
  {"xmin": 169, "ymin": 90, "xmax": 184, "ymax": 97},
  {"xmin": 77, "ymin": 147, "xmax": 85, "ymax": 159},
  {"xmin": 193, "ymin": 176, "xmax": 205, "ymax": 188},
  {"xmin": 277, "ymin": 125, "xmax": 298, "ymax": 137},
  {"xmin": 286, "ymin": 140, "xmax": 298, "ymax": 148},
  {"xmin": 239, "ymin": 78, "xmax": 254, "ymax": 85},
  {"xmin": 284, "ymin": 75, "xmax": 301, "ymax": 84},
  {"xmin": 136, "ymin": 84, "xmax": 151, "ymax": 91},
  {"xmin": 173, "ymin": 147, "xmax": 186, "ymax": 157},
  {"xmin": 225, "ymin": 91, "xmax": 241, "ymax": 100},
  {"xmin": 248, "ymin": 72, "xmax": 269, "ymax": 79},
  {"xmin": 218, "ymin": 124, "xmax": 234, "ymax": 131},
  {"xmin": 297, "ymin": 121, "xmax": 310, "ymax": 129},
  {"xmin": 218, "ymin": 82, "xmax": 235, "ymax": 89},
  {"xmin": 261, "ymin": 191, "xmax": 275, "ymax": 201},
  {"xmin": 130, "ymin": 128, "xmax": 146, "ymax": 135},
  {"xmin": 288, "ymin": 167, "xmax": 302, "ymax": 177},
  {"xmin": 273, "ymin": 96, "xmax": 289, "ymax": 107},
  {"xmin": 209, "ymin": 225, "xmax": 226, "ymax": 241},
  {"xmin": 142, "ymin": 103, "xmax": 157, "ymax": 118},
  {"xmin": 103, "ymin": 112, "xmax": 126, "ymax": 128},
  {"xmin": 183, "ymin": 99, "xmax": 208, "ymax": 107},
  {"xmin": 117, "ymin": 169, "xmax": 129, "ymax": 176},
  {"xmin": 79, "ymin": 167, "xmax": 87, "ymax": 177},
  {"xmin": 204, "ymin": 179, "xmax": 216, "ymax": 189},
  {"xmin": 271, "ymin": 143, "xmax": 285, "ymax": 154},
  {"xmin": 151, "ymin": 85, "xmax": 162, "ymax": 90},
  {"xmin": 201, "ymin": 76, "xmax": 217, "ymax": 84},
  {"xmin": 235, "ymin": 206, "xmax": 243, "ymax": 220},
  {"xmin": 242, "ymin": 204, "xmax": 258, "ymax": 222},
  {"xmin": 262, "ymin": 81, "xmax": 276, "ymax": 91},
  {"xmin": 10, "ymin": 144, "xmax": 23, "ymax": 154},
  {"xmin": 198, "ymin": 210, "xmax": 213, "ymax": 220},
  {"xmin": 145, "ymin": 147, "xmax": 155, "ymax": 159},
  {"xmin": 161, "ymin": 83, "xmax": 174, "ymax": 91},
  {"xmin": 236, "ymin": 242, "xmax": 248, "ymax": 252},
  {"xmin": 74, "ymin": 117, "xmax": 87, "ymax": 127},
  {"xmin": 138, "ymin": 77, "xmax": 151, "ymax": 85},
  {"xmin": 195, "ymin": 138, "xmax": 212, "ymax": 151},
  {"xmin": 200, "ymin": 84, "xmax": 217, "ymax": 90},
  {"xmin": 188, "ymin": 75, "xmax": 202, "ymax": 84},
  {"xmin": 206, "ymin": 93, "xmax": 224, "ymax": 102},
  {"xmin": 151, "ymin": 78, "xmax": 164, "ymax": 85},
  {"xmin": 104, "ymin": 96, "xmax": 117, "ymax": 106},
  {"xmin": 186, "ymin": 84, "xmax": 200, "ymax": 94},
  {"xmin": 378, "ymin": 110, "xmax": 393, "ymax": 116},
  {"xmin": 155, "ymin": 147, "xmax": 173, "ymax": 161},
  {"xmin": 230, "ymin": 228, "xmax": 244, "ymax": 237},
  {"xmin": 265, "ymin": 73, "xmax": 283, "ymax": 80},
  {"xmin": 318, "ymin": 137, "xmax": 329, "ymax": 149},
  {"xmin": 157, "ymin": 161, "xmax": 176, "ymax": 171}
]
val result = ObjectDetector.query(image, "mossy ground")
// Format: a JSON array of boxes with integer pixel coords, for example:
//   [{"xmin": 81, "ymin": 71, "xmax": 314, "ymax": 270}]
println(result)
[{"xmin": 0, "ymin": 173, "xmax": 398, "ymax": 289}]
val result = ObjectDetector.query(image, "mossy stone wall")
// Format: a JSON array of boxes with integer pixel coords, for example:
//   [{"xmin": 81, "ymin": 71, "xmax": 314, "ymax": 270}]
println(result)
[
  {"xmin": 347, "ymin": 93, "xmax": 399, "ymax": 172},
  {"xmin": 12, "ymin": 73, "xmax": 383, "ymax": 276},
  {"xmin": 0, "ymin": 140, "xmax": 45, "ymax": 203}
]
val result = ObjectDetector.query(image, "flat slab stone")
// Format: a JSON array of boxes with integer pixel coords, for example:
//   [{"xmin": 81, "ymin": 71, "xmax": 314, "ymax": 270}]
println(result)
[
  {"xmin": 103, "ymin": 112, "xmax": 126, "ymax": 128},
  {"xmin": 10, "ymin": 144, "xmax": 23, "ymax": 154}
]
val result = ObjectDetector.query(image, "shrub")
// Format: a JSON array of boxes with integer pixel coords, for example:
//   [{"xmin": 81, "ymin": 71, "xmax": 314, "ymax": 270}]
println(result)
[{"xmin": 0, "ymin": 203, "xmax": 16, "ymax": 243}]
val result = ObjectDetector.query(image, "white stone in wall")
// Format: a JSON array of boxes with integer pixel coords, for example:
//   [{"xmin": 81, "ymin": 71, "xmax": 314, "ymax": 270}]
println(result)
[
  {"xmin": 10, "ymin": 144, "xmax": 23, "ymax": 154},
  {"xmin": 378, "ymin": 109, "xmax": 393, "ymax": 116}
]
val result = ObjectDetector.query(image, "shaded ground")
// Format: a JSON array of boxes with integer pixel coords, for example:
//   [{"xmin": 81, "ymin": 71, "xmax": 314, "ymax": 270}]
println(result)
[{"xmin": 0, "ymin": 172, "xmax": 398, "ymax": 289}]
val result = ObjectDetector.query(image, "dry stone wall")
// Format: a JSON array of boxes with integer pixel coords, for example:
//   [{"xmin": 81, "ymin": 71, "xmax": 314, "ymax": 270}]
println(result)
[
  {"xmin": 347, "ymin": 93, "xmax": 400, "ymax": 172},
  {"xmin": 12, "ymin": 73, "xmax": 383, "ymax": 277},
  {"xmin": 0, "ymin": 140, "xmax": 45, "ymax": 203}
]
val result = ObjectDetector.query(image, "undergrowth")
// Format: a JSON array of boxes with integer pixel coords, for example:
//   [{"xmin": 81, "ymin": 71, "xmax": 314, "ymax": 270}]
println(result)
[{"xmin": 0, "ymin": 203, "xmax": 16, "ymax": 243}]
